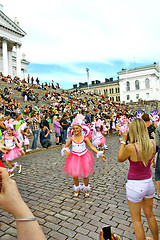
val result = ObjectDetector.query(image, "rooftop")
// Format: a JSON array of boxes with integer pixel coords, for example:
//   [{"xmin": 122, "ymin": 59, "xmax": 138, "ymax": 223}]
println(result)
[{"xmin": 117, "ymin": 62, "xmax": 159, "ymax": 75}]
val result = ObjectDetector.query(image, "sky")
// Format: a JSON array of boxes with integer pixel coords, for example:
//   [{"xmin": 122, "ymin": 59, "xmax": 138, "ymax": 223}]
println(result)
[{"xmin": 1, "ymin": 0, "xmax": 160, "ymax": 89}]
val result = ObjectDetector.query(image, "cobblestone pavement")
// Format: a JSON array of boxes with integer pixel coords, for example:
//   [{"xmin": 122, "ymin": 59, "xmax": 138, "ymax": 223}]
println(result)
[{"xmin": 0, "ymin": 135, "xmax": 159, "ymax": 240}]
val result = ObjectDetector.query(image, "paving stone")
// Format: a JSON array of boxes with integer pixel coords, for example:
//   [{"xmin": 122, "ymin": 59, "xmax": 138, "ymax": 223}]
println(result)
[
  {"xmin": 48, "ymin": 230, "xmax": 67, "ymax": 240},
  {"xmin": 1, "ymin": 235, "xmax": 17, "ymax": 240},
  {"xmin": 59, "ymin": 227, "xmax": 76, "ymax": 238},
  {"xmin": 74, "ymin": 233, "xmax": 93, "ymax": 240}
]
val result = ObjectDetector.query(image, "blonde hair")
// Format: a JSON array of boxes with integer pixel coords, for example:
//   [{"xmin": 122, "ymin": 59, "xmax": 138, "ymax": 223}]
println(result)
[{"xmin": 129, "ymin": 118, "xmax": 152, "ymax": 165}]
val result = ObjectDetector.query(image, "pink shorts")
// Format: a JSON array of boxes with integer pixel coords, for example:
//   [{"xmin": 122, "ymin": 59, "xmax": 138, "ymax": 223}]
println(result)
[{"xmin": 126, "ymin": 177, "xmax": 155, "ymax": 203}]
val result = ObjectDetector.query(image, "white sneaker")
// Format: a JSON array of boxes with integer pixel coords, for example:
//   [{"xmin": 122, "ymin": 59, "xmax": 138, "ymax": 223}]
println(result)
[
  {"xmin": 36, "ymin": 147, "xmax": 40, "ymax": 150},
  {"xmin": 26, "ymin": 149, "xmax": 31, "ymax": 152},
  {"xmin": 9, "ymin": 172, "xmax": 14, "ymax": 177}
]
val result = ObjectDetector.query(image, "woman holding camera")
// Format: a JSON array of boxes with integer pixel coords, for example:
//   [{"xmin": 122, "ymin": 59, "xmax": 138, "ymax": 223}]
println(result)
[{"xmin": 118, "ymin": 118, "xmax": 158, "ymax": 240}]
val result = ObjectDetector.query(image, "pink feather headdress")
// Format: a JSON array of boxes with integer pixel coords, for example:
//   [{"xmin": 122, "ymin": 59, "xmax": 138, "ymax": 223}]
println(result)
[{"xmin": 71, "ymin": 114, "xmax": 85, "ymax": 127}]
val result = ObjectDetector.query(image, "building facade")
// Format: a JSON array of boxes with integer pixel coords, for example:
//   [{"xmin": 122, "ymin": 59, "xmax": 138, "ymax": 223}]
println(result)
[
  {"xmin": 0, "ymin": 4, "xmax": 29, "ymax": 79},
  {"xmin": 117, "ymin": 63, "xmax": 160, "ymax": 104},
  {"xmin": 72, "ymin": 78, "xmax": 120, "ymax": 102}
]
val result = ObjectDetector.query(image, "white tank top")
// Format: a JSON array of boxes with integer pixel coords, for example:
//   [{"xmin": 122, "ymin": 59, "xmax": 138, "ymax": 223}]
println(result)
[
  {"xmin": 4, "ymin": 137, "xmax": 16, "ymax": 149},
  {"xmin": 71, "ymin": 136, "xmax": 87, "ymax": 156}
]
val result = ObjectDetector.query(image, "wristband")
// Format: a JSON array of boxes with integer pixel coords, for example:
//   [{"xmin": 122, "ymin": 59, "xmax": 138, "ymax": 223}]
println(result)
[
  {"xmin": 15, "ymin": 217, "xmax": 36, "ymax": 221},
  {"xmin": 96, "ymin": 151, "xmax": 104, "ymax": 158},
  {"xmin": 61, "ymin": 147, "xmax": 70, "ymax": 156},
  {"xmin": 121, "ymin": 141, "xmax": 126, "ymax": 145}
]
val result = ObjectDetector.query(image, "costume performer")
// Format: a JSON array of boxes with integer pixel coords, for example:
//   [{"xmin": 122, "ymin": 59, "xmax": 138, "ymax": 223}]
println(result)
[
  {"xmin": 92, "ymin": 119, "xmax": 107, "ymax": 150},
  {"xmin": 0, "ymin": 125, "xmax": 25, "ymax": 177},
  {"xmin": 62, "ymin": 114, "xmax": 107, "ymax": 198}
]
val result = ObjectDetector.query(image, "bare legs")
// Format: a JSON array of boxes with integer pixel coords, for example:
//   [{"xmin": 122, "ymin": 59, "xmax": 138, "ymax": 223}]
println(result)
[
  {"xmin": 155, "ymin": 181, "xmax": 160, "ymax": 195},
  {"xmin": 127, "ymin": 198, "xmax": 158, "ymax": 240},
  {"xmin": 142, "ymin": 198, "xmax": 158, "ymax": 240},
  {"xmin": 56, "ymin": 136, "xmax": 59, "ymax": 145}
]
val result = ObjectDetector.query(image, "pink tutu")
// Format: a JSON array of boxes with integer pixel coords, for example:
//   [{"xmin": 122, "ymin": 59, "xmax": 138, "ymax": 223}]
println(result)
[
  {"xmin": 92, "ymin": 136, "xmax": 106, "ymax": 147},
  {"xmin": 3, "ymin": 147, "xmax": 22, "ymax": 161},
  {"xmin": 63, "ymin": 150, "xmax": 94, "ymax": 178}
]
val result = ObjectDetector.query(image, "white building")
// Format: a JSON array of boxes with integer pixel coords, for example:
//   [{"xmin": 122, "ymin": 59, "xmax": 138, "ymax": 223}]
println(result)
[
  {"xmin": 0, "ymin": 4, "xmax": 29, "ymax": 79},
  {"xmin": 117, "ymin": 63, "xmax": 160, "ymax": 103}
]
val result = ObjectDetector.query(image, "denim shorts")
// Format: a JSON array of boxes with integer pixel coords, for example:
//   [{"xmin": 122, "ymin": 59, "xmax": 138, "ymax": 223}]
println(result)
[
  {"xmin": 126, "ymin": 177, "xmax": 155, "ymax": 203},
  {"xmin": 55, "ymin": 132, "xmax": 61, "ymax": 137}
]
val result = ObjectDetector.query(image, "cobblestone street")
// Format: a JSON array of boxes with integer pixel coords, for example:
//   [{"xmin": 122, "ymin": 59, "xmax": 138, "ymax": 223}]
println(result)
[{"xmin": 0, "ymin": 135, "xmax": 159, "ymax": 240}]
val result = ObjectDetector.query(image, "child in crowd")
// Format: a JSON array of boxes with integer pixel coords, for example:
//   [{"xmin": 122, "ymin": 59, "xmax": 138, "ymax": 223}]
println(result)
[
  {"xmin": 0, "ymin": 125, "xmax": 25, "ymax": 177},
  {"xmin": 92, "ymin": 120, "xmax": 107, "ymax": 150},
  {"xmin": 62, "ymin": 114, "xmax": 107, "ymax": 198},
  {"xmin": 23, "ymin": 128, "xmax": 30, "ymax": 152}
]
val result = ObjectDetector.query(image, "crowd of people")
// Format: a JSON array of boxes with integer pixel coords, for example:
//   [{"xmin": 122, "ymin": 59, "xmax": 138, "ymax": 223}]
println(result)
[{"xmin": 0, "ymin": 73, "xmax": 160, "ymax": 239}]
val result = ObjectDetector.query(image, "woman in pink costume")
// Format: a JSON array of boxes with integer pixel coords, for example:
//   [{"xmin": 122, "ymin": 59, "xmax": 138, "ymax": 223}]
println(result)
[
  {"xmin": 0, "ymin": 125, "xmax": 25, "ymax": 177},
  {"xmin": 62, "ymin": 114, "xmax": 107, "ymax": 198},
  {"xmin": 118, "ymin": 118, "xmax": 158, "ymax": 240}
]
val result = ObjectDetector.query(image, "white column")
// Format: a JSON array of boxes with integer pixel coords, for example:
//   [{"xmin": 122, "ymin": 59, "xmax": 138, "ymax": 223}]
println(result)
[
  {"xmin": 8, "ymin": 47, "xmax": 13, "ymax": 77},
  {"xmin": 23, "ymin": 69, "xmax": 27, "ymax": 80},
  {"xmin": 16, "ymin": 44, "xmax": 21, "ymax": 78},
  {"xmin": 2, "ymin": 39, "xmax": 8, "ymax": 76}
]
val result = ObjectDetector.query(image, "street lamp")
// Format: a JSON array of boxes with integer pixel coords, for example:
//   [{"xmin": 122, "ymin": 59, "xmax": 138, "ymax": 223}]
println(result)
[{"xmin": 86, "ymin": 68, "xmax": 89, "ymax": 92}]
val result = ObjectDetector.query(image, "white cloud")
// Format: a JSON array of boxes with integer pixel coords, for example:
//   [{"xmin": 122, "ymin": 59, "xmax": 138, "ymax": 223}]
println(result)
[{"xmin": 1, "ymin": 0, "xmax": 160, "ymax": 64}]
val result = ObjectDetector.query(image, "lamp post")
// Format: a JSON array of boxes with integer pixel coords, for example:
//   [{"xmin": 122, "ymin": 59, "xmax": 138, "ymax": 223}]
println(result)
[{"xmin": 86, "ymin": 68, "xmax": 89, "ymax": 92}]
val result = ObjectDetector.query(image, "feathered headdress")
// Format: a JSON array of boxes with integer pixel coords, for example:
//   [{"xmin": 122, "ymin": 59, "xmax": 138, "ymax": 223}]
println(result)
[{"xmin": 71, "ymin": 114, "xmax": 85, "ymax": 127}]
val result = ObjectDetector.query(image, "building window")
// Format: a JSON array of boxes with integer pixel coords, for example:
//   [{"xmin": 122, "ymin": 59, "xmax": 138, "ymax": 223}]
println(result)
[
  {"xmin": 118, "ymin": 96, "xmax": 120, "ymax": 101},
  {"xmin": 99, "ymin": 90, "xmax": 101, "ymax": 95},
  {"xmin": 146, "ymin": 92, "xmax": 149, "ymax": 99},
  {"xmin": 112, "ymin": 97, "xmax": 114, "ymax": 101},
  {"xmin": 110, "ymin": 89, "xmax": 111, "ymax": 94},
  {"xmin": 145, "ymin": 78, "xmax": 150, "ymax": 88},
  {"xmin": 110, "ymin": 97, "xmax": 112, "ymax": 100},
  {"xmin": 126, "ymin": 81, "xmax": 130, "ymax": 91},
  {"xmin": 135, "ymin": 80, "xmax": 140, "ymax": 90},
  {"xmin": 116, "ymin": 88, "xmax": 117, "ymax": 93},
  {"xmin": 127, "ymin": 95, "xmax": 130, "ymax": 100},
  {"xmin": 118, "ymin": 87, "xmax": 120, "ymax": 93},
  {"xmin": 136, "ymin": 93, "xmax": 139, "ymax": 99},
  {"xmin": 112, "ymin": 88, "xmax": 114, "ymax": 93}
]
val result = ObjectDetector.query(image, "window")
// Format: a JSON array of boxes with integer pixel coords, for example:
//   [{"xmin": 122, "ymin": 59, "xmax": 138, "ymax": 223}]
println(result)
[
  {"xmin": 118, "ymin": 87, "xmax": 120, "ymax": 93},
  {"xmin": 112, "ymin": 97, "xmax": 114, "ymax": 101},
  {"xmin": 110, "ymin": 89, "xmax": 111, "ymax": 94},
  {"xmin": 145, "ymin": 78, "xmax": 150, "ymax": 88},
  {"xmin": 146, "ymin": 92, "xmax": 149, "ymax": 99},
  {"xmin": 136, "ymin": 94, "xmax": 139, "ymax": 99},
  {"xmin": 118, "ymin": 96, "xmax": 120, "ymax": 101},
  {"xmin": 126, "ymin": 81, "xmax": 130, "ymax": 91},
  {"xmin": 116, "ymin": 88, "xmax": 117, "ymax": 93},
  {"xmin": 127, "ymin": 95, "xmax": 130, "ymax": 100},
  {"xmin": 99, "ymin": 90, "xmax": 101, "ymax": 95},
  {"xmin": 112, "ymin": 88, "xmax": 114, "ymax": 93},
  {"xmin": 135, "ymin": 80, "xmax": 140, "ymax": 90}
]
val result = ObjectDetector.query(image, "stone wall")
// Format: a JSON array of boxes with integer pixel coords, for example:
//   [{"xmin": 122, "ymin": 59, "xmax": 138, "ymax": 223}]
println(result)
[{"xmin": 125, "ymin": 99, "xmax": 159, "ymax": 113}]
